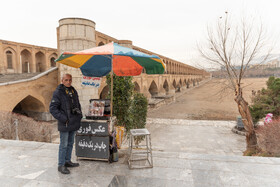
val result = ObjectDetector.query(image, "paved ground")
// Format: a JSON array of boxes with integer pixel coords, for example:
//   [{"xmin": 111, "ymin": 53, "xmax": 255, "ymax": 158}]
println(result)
[
  {"xmin": 147, "ymin": 78, "xmax": 268, "ymax": 120},
  {"xmin": 1, "ymin": 118, "xmax": 280, "ymax": 186},
  {"xmin": 145, "ymin": 119, "xmax": 245, "ymax": 155}
]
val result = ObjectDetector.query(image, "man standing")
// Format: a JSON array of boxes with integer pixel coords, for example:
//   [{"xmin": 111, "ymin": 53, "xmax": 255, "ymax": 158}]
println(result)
[{"xmin": 50, "ymin": 74, "xmax": 83, "ymax": 174}]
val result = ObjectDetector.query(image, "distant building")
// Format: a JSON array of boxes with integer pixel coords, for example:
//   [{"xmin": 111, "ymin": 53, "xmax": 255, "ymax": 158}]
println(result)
[{"xmin": 250, "ymin": 58, "xmax": 280, "ymax": 70}]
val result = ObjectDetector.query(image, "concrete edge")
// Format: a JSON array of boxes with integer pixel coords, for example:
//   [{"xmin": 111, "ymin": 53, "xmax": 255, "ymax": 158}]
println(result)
[{"xmin": 0, "ymin": 67, "xmax": 58, "ymax": 86}]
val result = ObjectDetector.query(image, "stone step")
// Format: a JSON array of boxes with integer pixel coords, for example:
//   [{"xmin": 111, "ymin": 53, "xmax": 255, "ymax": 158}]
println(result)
[{"xmin": 0, "ymin": 73, "xmax": 41, "ymax": 83}]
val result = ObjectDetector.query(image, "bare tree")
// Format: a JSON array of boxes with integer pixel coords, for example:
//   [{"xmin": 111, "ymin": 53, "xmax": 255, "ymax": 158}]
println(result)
[{"xmin": 198, "ymin": 12, "xmax": 271, "ymax": 153}]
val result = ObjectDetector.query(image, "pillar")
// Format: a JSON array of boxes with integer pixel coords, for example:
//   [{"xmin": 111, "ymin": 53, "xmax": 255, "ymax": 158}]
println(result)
[
  {"xmin": 157, "ymin": 75, "xmax": 166, "ymax": 97},
  {"xmin": 45, "ymin": 51, "xmax": 49, "ymax": 70},
  {"xmin": 58, "ymin": 18, "xmax": 96, "ymax": 115},
  {"xmin": 16, "ymin": 45, "xmax": 22, "ymax": 73},
  {"xmin": 31, "ymin": 49, "xmax": 36, "ymax": 73},
  {"xmin": 0, "ymin": 41, "xmax": 4, "ymax": 74}
]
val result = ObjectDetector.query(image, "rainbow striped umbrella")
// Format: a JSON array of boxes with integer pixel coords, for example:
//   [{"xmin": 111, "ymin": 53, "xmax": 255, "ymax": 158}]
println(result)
[{"xmin": 55, "ymin": 42, "xmax": 165, "ymax": 77}]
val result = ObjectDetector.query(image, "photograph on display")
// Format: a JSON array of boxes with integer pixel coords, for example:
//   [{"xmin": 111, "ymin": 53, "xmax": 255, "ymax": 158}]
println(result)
[{"xmin": 88, "ymin": 100, "xmax": 105, "ymax": 116}]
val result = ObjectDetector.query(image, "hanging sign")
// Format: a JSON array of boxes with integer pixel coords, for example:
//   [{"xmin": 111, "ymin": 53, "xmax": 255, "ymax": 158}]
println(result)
[{"xmin": 81, "ymin": 76, "xmax": 102, "ymax": 88}]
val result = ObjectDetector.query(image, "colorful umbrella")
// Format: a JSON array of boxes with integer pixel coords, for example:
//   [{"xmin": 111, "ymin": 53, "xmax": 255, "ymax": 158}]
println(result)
[
  {"xmin": 55, "ymin": 42, "xmax": 165, "ymax": 77},
  {"xmin": 55, "ymin": 42, "xmax": 166, "ymax": 117}
]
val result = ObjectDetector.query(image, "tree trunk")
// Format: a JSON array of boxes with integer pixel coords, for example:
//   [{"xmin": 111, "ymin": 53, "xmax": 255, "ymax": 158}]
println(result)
[{"xmin": 235, "ymin": 93, "xmax": 258, "ymax": 152}]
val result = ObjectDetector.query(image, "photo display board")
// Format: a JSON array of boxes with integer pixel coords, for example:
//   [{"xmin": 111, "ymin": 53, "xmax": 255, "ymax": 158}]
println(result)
[
  {"xmin": 88, "ymin": 100, "xmax": 105, "ymax": 116},
  {"xmin": 88, "ymin": 99, "xmax": 110, "ymax": 116}
]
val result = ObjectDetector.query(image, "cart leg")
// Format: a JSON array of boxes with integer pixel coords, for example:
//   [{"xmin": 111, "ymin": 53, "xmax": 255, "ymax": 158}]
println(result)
[{"xmin": 149, "ymin": 134, "xmax": 153, "ymax": 167}]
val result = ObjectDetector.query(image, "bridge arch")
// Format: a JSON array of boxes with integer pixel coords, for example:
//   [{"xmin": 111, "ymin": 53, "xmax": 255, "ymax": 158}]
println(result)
[
  {"xmin": 12, "ymin": 95, "xmax": 46, "ymax": 118},
  {"xmin": 187, "ymin": 79, "xmax": 191, "ymax": 88},
  {"xmin": 21, "ymin": 49, "xmax": 32, "ymax": 73},
  {"xmin": 172, "ymin": 79, "xmax": 176, "ymax": 89},
  {"xmin": 149, "ymin": 80, "xmax": 158, "ymax": 97},
  {"xmin": 98, "ymin": 42, "xmax": 105, "ymax": 46},
  {"xmin": 4, "ymin": 47, "xmax": 17, "ymax": 70},
  {"xmin": 49, "ymin": 53, "xmax": 58, "ymax": 67},
  {"xmin": 4, "ymin": 46, "xmax": 17, "ymax": 53},
  {"xmin": 173, "ymin": 79, "xmax": 180, "ymax": 92},
  {"xmin": 99, "ymin": 85, "xmax": 109, "ymax": 99},
  {"xmin": 134, "ymin": 82, "xmax": 140, "ymax": 93},
  {"xmin": 179, "ymin": 79, "xmax": 182, "ymax": 87},
  {"xmin": 192, "ymin": 79, "xmax": 196, "ymax": 86},
  {"xmin": 35, "ymin": 51, "xmax": 46, "ymax": 72},
  {"xmin": 163, "ymin": 79, "xmax": 169, "ymax": 94},
  {"xmin": 183, "ymin": 79, "xmax": 187, "ymax": 87},
  {"xmin": 196, "ymin": 78, "xmax": 199, "ymax": 85}
]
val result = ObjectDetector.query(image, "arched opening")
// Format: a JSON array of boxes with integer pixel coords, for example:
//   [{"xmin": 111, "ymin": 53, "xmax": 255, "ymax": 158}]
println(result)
[
  {"xmin": 179, "ymin": 79, "xmax": 182, "ymax": 87},
  {"xmin": 141, "ymin": 67, "xmax": 146, "ymax": 74},
  {"xmin": 12, "ymin": 95, "xmax": 45, "ymax": 120},
  {"xmin": 186, "ymin": 79, "xmax": 190, "ymax": 88},
  {"xmin": 98, "ymin": 42, "xmax": 105, "ymax": 46},
  {"xmin": 172, "ymin": 80, "xmax": 176, "ymax": 89},
  {"xmin": 193, "ymin": 80, "xmax": 196, "ymax": 86},
  {"xmin": 173, "ymin": 80, "xmax": 180, "ymax": 92},
  {"xmin": 49, "ymin": 53, "xmax": 58, "ymax": 68},
  {"xmin": 149, "ymin": 81, "xmax": 158, "ymax": 97},
  {"xmin": 35, "ymin": 52, "xmax": 46, "ymax": 72},
  {"xmin": 163, "ymin": 80, "xmax": 169, "ymax": 94},
  {"xmin": 6, "ymin": 50, "xmax": 13, "ymax": 69},
  {"xmin": 176, "ymin": 79, "xmax": 183, "ymax": 92},
  {"xmin": 21, "ymin": 49, "xmax": 32, "ymax": 73},
  {"xmin": 99, "ymin": 85, "xmax": 109, "ymax": 99},
  {"xmin": 183, "ymin": 79, "xmax": 187, "ymax": 87},
  {"xmin": 134, "ymin": 82, "xmax": 140, "ymax": 93},
  {"xmin": 50, "ymin": 57, "xmax": 56, "ymax": 67}
]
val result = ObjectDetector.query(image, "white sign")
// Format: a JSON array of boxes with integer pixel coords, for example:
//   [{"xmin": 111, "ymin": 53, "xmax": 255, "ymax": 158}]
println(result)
[
  {"xmin": 77, "ymin": 124, "xmax": 106, "ymax": 134},
  {"xmin": 78, "ymin": 139, "xmax": 107, "ymax": 152},
  {"xmin": 81, "ymin": 76, "xmax": 102, "ymax": 88}
]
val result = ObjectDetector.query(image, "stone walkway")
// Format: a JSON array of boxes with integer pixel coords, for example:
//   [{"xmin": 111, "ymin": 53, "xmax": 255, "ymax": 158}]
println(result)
[
  {"xmin": 145, "ymin": 118, "xmax": 245, "ymax": 155},
  {"xmin": 0, "ymin": 119, "xmax": 280, "ymax": 186}
]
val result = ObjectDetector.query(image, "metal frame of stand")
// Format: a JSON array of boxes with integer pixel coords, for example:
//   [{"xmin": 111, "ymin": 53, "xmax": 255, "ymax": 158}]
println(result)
[{"xmin": 128, "ymin": 128, "xmax": 153, "ymax": 169}]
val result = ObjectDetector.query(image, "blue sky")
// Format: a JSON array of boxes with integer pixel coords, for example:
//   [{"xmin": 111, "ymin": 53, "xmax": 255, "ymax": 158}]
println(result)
[{"xmin": 1, "ymin": 0, "xmax": 280, "ymax": 68}]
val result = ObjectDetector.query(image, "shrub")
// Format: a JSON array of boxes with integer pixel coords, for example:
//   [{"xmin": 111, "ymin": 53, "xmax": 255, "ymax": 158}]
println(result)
[
  {"xmin": 256, "ymin": 119, "xmax": 280, "ymax": 156},
  {"xmin": 250, "ymin": 76, "xmax": 280, "ymax": 124},
  {"xmin": 130, "ymin": 92, "xmax": 148, "ymax": 130},
  {"xmin": 0, "ymin": 111, "xmax": 54, "ymax": 142},
  {"xmin": 130, "ymin": 92, "xmax": 148, "ymax": 145},
  {"xmin": 106, "ymin": 74, "xmax": 149, "ymax": 145},
  {"xmin": 106, "ymin": 74, "xmax": 134, "ymax": 129}
]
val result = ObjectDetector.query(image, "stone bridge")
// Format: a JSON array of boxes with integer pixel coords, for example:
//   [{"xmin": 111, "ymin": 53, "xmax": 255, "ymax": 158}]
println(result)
[
  {"xmin": 0, "ymin": 68, "xmax": 58, "ymax": 120},
  {"xmin": 99, "ymin": 74, "xmax": 204, "ymax": 99},
  {"xmin": 0, "ymin": 68, "xmax": 206, "ymax": 120},
  {"xmin": 0, "ymin": 17, "xmax": 211, "ymax": 120}
]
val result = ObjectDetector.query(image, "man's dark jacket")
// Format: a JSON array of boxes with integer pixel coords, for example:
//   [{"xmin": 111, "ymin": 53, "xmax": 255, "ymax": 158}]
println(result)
[{"xmin": 49, "ymin": 84, "xmax": 82, "ymax": 132}]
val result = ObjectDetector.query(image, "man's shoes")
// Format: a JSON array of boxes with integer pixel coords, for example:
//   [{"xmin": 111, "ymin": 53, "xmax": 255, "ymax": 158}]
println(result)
[
  {"xmin": 58, "ymin": 165, "xmax": 70, "ymax": 174},
  {"xmin": 64, "ymin": 161, "xmax": 79, "ymax": 167}
]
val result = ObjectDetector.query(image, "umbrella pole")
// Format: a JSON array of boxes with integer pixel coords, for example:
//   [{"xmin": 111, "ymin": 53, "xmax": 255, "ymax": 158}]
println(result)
[{"xmin": 110, "ymin": 57, "xmax": 113, "ymax": 118}]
